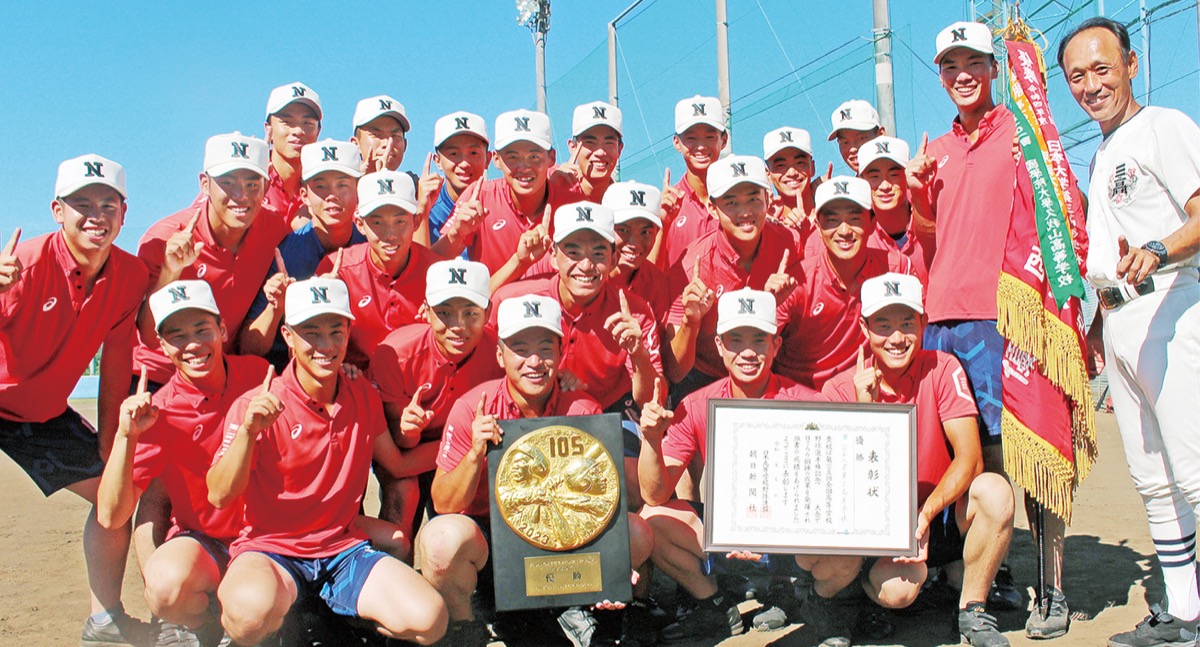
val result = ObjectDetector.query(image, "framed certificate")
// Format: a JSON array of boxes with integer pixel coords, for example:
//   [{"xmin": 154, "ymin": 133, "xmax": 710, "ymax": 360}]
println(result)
[{"xmin": 702, "ymin": 399, "xmax": 917, "ymax": 557}]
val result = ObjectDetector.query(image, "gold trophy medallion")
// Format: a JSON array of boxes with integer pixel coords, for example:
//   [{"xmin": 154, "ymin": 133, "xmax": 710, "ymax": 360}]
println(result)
[{"xmin": 495, "ymin": 425, "xmax": 621, "ymax": 551}]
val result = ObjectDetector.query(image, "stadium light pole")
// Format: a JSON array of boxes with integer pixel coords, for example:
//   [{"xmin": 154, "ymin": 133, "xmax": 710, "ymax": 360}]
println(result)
[
  {"xmin": 517, "ymin": 0, "xmax": 551, "ymax": 113},
  {"xmin": 717, "ymin": 0, "xmax": 732, "ymax": 149},
  {"xmin": 872, "ymin": 0, "xmax": 897, "ymax": 135}
]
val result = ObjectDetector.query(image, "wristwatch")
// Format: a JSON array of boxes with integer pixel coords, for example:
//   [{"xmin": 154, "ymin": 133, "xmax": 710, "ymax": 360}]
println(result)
[{"xmin": 1141, "ymin": 240, "xmax": 1169, "ymax": 266}]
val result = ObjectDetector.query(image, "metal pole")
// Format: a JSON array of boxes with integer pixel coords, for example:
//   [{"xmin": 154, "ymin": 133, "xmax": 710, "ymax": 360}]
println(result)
[
  {"xmin": 608, "ymin": 23, "xmax": 618, "ymax": 108},
  {"xmin": 1098, "ymin": 0, "xmax": 1106, "ymax": 15},
  {"xmin": 716, "ymin": 0, "xmax": 732, "ymax": 149},
  {"xmin": 535, "ymin": 28, "xmax": 548, "ymax": 113},
  {"xmin": 872, "ymin": 0, "xmax": 896, "ymax": 135},
  {"xmin": 1141, "ymin": 0, "xmax": 1151, "ymax": 105}
]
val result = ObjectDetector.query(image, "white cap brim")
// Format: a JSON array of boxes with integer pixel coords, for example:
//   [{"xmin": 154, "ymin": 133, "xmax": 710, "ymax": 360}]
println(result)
[
  {"xmin": 861, "ymin": 297, "xmax": 924, "ymax": 318},
  {"xmin": 716, "ymin": 317, "xmax": 777, "ymax": 335},
  {"xmin": 359, "ymin": 197, "xmax": 418, "ymax": 217},
  {"xmin": 676, "ymin": 118, "xmax": 726, "ymax": 136},
  {"xmin": 498, "ymin": 319, "xmax": 563, "ymax": 339},
  {"xmin": 611, "ymin": 209, "xmax": 662, "ymax": 227},
  {"xmin": 827, "ymin": 120, "xmax": 879, "ymax": 140},
  {"xmin": 427, "ymin": 286, "xmax": 489, "ymax": 309},
  {"xmin": 206, "ymin": 160, "xmax": 269, "ymax": 179}
]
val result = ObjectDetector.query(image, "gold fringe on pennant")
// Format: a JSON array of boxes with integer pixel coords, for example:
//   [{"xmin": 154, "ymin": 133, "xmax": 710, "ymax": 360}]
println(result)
[{"xmin": 1002, "ymin": 409, "xmax": 1079, "ymax": 523}]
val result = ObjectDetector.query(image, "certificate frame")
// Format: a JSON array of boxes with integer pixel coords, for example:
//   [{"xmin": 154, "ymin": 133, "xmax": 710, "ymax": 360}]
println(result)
[{"xmin": 702, "ymin": 398, "xmax": 917, "ymax": 557}]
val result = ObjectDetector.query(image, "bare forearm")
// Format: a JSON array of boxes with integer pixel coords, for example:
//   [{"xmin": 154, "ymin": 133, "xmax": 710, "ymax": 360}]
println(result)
[
  {"xmin": 238, "ymin": 307, "xmax": 283, "ymax": 357},
  {"xmin": 665, "ymin": 323, "xmax": 700, "ymax": 382},
  {"xmin": 98, "ymin": 345, "xmax": 132, "ymax": 457},
  {"xmin": 96, "ymin": 434, "xmax": 140, "ymax": 528},
  {"xmin": 431, "ymin": 454, "xmax": 486, "ymax": 514},
  {"xmin": 207, "ymin": 431, "xmax": 255, "ymax": 508},
  {"xmin": 638, "ymin": 440, "xmax": 675, "ymax": 507},
  {"xmin": 628, "ymin": 347, "xmax": 659, "ymax": 407}
]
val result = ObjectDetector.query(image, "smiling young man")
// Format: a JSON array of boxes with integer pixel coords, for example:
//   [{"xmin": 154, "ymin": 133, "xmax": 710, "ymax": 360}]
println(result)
[
  {"xmin": 98, "ymin": 281, "xmax": 268, "ymax": 646},
  {"xmin": 1060, "ymin": 18, "xmax": 1200, "ymax": 647},
  {"xmin": 658, "ymin": 95, "xmax": 730, "ymax": 269},
  {"xmin": 427, "ymin": 112, "xmax": 490, "ymax": 250},
  {"xmin": 369, "ymin": 259, "xmax": 502, "ymax": 538},
  {"xmin": 351, "ymin": 95, "xmax": 410, "ymax": 174},
  {"xmin": 604, "ymin": 180, "xmax": 671, "ymax": 329},
  {"xmin": 763, "ymin": 126, "xmax": 818, "ymax": 234},
  {"xmin": 639, "ymin": 289, "xmax": 825, "ymax": 642},
  {"xmin": 418, "ymin": 294, "xmax": 653, "ymax": 645},
  {"xmin": 820, "ymin": 273, "xmax": 1015, "ymax": 647},
  {"xmin": 553, "ymin": 101, "xmax": 624, "ymax": 203},
  {"xmin": 263, "ymin": 82, "xmax": 322, "ymax": 228},
  {"xmin": 0, "ymin": 155, "xmax": 151, "ymax": 646},
  {"xmin": 317, "ymin": 169, "xmax": 439, "ymax": 369},
  {"xmin": 240, "ymin": 138, "xmax": 366, "ymax": 369},
  {"xmin": 208, "ymin": 277, "xmax": 447, "ymax": 646},
  {"xmin": 828, "ymin": 100, "xmax": 885, "ymax": 174},
  {"xmin": 857, "ymin": 136, "xmax": 930, "ymax": 281},
  {"xmin": 136, "ymin": 132, "xmax": 290, "ymax": 390}
]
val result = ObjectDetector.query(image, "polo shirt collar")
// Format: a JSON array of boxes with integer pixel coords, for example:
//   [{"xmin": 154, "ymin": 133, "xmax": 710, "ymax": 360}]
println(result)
[
  {"xmin": 950, "ymin": 104, "xmax": 1010, "ymax": 143},
  {"xmin": 497, "ymin": 377, "xmax": 563, "ymax": 419},
  {"xmin": 550, "ymin": 275, "xmax": 610, "ymax": 319},
  {"xmin": 50, "ymin": 230, "xmax": 114, "ymax": 284},
  {"xmin": 281, "ymin": 360, "xmax": 345, "ymax": 416}
]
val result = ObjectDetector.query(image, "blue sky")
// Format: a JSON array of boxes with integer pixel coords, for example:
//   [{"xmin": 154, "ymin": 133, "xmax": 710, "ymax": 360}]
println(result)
[{"xmin": 2, "ymin": 0, "xmax": 1195, "ymax": 249}]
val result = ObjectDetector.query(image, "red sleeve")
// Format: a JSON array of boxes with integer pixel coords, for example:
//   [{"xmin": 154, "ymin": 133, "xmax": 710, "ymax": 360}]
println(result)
[
  {"xmin": 436, "ymin": 392, "xmax": 477, "ymax": 473},
  {"xmin": 136, "ymin": 225, "xmax": 171, "ymax": 293},
  {"xmin": 363, "ymin": 381, "xmax": 387, "ymax": 439},
  {"xmin": 369, "ymin": 337, "xmax": 409, "ymax": 405},
  {"xmin": 215, "ymin": 394, "xmax": 252, "ymax": 463},
  {"xmin": 935, "ymin": 353, "xmax": 978, "ymax": 421},
  {"xmin": 660, "ymin": 393, "xmax": 701, "ymax": 466},
  {"xmin": 665, "ymin": 252, "xmax": 694, "ymax": 328}
]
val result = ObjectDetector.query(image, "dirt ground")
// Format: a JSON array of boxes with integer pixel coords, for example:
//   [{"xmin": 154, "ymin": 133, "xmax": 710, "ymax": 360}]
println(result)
[{"xmin": 0, "ymin": 403, "xmax": 1158, "ymax": 646}]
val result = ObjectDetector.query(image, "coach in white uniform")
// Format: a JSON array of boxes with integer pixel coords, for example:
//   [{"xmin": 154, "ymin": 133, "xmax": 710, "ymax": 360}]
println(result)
[{"xmin": 1061, "ymin": 17, "xmax": 1200, "ymax": 647}]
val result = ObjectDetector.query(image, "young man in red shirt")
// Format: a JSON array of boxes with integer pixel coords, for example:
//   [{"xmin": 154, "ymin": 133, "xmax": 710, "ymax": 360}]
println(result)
[
  {"xmin": 434, "ymin": 109, "xmax": 579, "ymax": 279},
  {"xmin": 418, "ymin": 295, "xmax": 653, "ymax": 645},
  {"xmin": 828, "ymin": 100, "xmax": 885, "ymax": 174},
  {"xmin": 0, "ymin": 155, "xmax": 150, "ymax": 646},
  {"xmin": 604, "ymin": 180, "xmax": 671, "ymax": 330},
  {"xmin": 763, "ymin": 126, "xmax": 818, "ymax": 236},
  {"xmin": 98, "ymin": 280, "xmax": 268, "ymax": 646},
  {"xmin": 775, "ymin": 176, "xmax": 914, "ymax": 390},
  {"xmin": 317, "ymin": 169, "xmax": 439, "ymax": 369},
  {"xmin": 639, "ymin": 289, "xmax": 825, "ymax": 642},
  {"xmin": 819, "ymin": 273, "xmax": 1015, "ymax": 647},
  {"xmin": 351, "ymin": 94, "xmax": 409, "ymax": 174},
  {"xmin": 665, "ymin": 154, "xmax": 803, "ymax": 391},
  {"xmin": 263, "ymin": 82, "xmax": 322, "ymax": 228},
  {"xmin": 657, "ymin": 95, "xmax": 728, "ymax": 269},
  {"xmin": 369, "ymin": 259, "xmax": 502, "ymax": 537},
  {"xmin": 208, "ymin": 277, "xmax": 447, "ymax": 646},
  {"xmin": 857, "ymin": 136, "xmax": 930, "ymax": 281},
  {"xmin": 553, "ymin": 101, "xmax": 624, "ymax": 203}
]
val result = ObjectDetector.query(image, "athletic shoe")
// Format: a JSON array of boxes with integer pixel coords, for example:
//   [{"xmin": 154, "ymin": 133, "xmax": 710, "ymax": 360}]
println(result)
[
  {"xmin": 958, "ymin": 601, "xmax": 1010, "ymax": 647},
  {"xmin": 855, "ymin": 608, "xmax": 896, "ymax": 641},
  {"xmin": 987, "ymin": 563, "xmax": 1023, "ymax": 611},
  {"xmin": 1107, "ymin": 604, "xmax": 1199, "ymax": 647},
  {"xmin": 557, "ymin": 607, "xmax": 598, "ymax": 647},
  {"xmin": 796, "ymin": 582, "xmax": 858, "ymax": 647},
  {"xmin": 80, "ymin": 609, "xmax": 152, "ymax": 647},
  {"xmin": 661, "ymin": 593, "xmax": 744, "ymax": 643},
  {"xmin": 154, "ymin": 622, "xmax": 201, "ymax": 647},
  {"xmin": 750, "ymin": 580, "xmax": 802, "ymax": 631},
  {"xmin": 441, "ymin": 619, "xmax": 493, "ymax": 647},
  {"xmin": 1025, "ymin": 587, "xmax": 1070, "ymax": 639}
]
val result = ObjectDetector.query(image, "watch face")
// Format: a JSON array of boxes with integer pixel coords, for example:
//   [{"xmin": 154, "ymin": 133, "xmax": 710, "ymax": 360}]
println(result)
[{"xmin": 1143, "ymin": 241, "xmax": 1168, "ymax": 263}]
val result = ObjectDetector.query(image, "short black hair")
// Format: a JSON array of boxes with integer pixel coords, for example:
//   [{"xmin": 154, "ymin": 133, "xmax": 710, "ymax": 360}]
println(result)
[{"xmin": 1058, "ymin": 17, "xmax": 1132, "ymax": 69}]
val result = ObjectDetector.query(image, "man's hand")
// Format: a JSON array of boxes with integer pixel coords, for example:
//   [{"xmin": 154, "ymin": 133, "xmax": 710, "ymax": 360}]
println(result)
[
  {"xmin": 906, "ymin": 133, "xmax": 937, "ymax": 196},
  {"xmin": 241, "ymin": 366, "xmax": 284, "ymax": 439},
  {"xmin": 362, "ymin": 137, "xmax": 394, "ymax": 174},
  {"xmin": 853, "ymin": 346, "xmax": 882, "ymax": 403},
  {"xmin": 469, "ymin": 394, "xmax": 502, "ymax": 458},
  {"xmin": 658, "ymin": 168, "xmax": 683, "ymax": 225},
  {"xmin": 263, "ymin": 249, "xmax": 294, "ymax": 309},
  {"xmin": 164, "ymin": 211, "xmax": 204, "ymax": 276},
  {"xmin": 321, "ymin": 247, "xmax": 344, "ymax": 279},
  {"xmin": 680, "ymin": 255, "xmax": 715, "ymax": 327},
  {"xmin": 895, "ymin": 507, "xmax": 932, "ymax": 564},
  {"xmin": 551, "ymin": 145, "xmax": 583, "ymax": 188},
  {"xmin": 558, "ymin": 369, "xmax": 585, "ymax": 392},
  {"xmin": 763, "ymin": 249, "xmax": 798, "ymax": 301},
  {"xmin": 516, "ymin": 204, "xmax": 553, "ymax": 265},
  {"xmin": 638, "ymin": 380, "xmax": 673, "ymax": 446},
  {"xmin": 0, "ymin": 228, "xmax": 22, "ymax": 294},
  {"xmin": 1086, "ymin": 316, "xmax": 1106, "ymax": 378},
  {"xmin": 399, "ymin": 384, "xmax": 434, "ymax": 446},
  {"xmin": 1115, "ymin": 234, "xmax": 1160, "ymax": 285},
  {"xmin": 417, "ymin": 153, "xmax": 444, "ymax": 215},
  {"xmin": 726, "ymin": 550, "xmax": 765, "ymax": 562},
  {"xmin": 604, "ymin": 290, "xmax": 645, "ymax": 354},
  {"xmin": 118, "ymin": 369, "xmax": 159, "ymax": 440},
  {"xmin": 449, "ymin": 180, "xmax": 488, "ymax": 241}
]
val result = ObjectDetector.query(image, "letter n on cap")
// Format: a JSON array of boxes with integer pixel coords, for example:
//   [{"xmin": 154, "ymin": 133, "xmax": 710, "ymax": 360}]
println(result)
[
  {"xmin": 834, "ymin": 181, "xmax": 849, "ymax": 195},
  {"xmin": 883, "ymin": 281, "xmax": 901, "ymax": 296},
  {"xmin": 951, "ymin": 27, "xmax": 967, "ymax": 42},
  {"xmin": 377, "ymin": 179, "xmax": 394, "ymax": 194},
  {"xmin": 840, "ymin": 109, "xmax": 852, "ymax": 121},
  {"xmin": 514, "ymin": 117, "xmax": 531, "ymax": 132},
  {"xmin": 523, "ymin": 301, "xmax": 540, "ymax": 318},
  {"xmin": 168, "ymin": 285, "xmax": 189, "ymax": 303},
  {"xmin": 575, "ymin": 206, "xmax": 593, "ymax": 222},
  {"xmin": 231, "ymin": 142, "xmax": 249, "ymax": 159},
  {"xmin": 455, "ymin": 116, "xmax": 469, "ymax": 130},
  {"xmin": 378, "ymin": 99, "xmax": 392, "ymax": 110},
  {"xmin": 292, "ymin": 86, "xmax": 306, "ymax": 97},
  {"xmin": 629, "ymin": 190, "xmax": 646, "ymax": 207},
  {"xmin": 592, "ymin": 106, "xmax": 606, "ymax": 119},
  {"xmin": 84, "ymin": 161, "xmax": 104, "ymax": 177},
  {"xmin": 737, "ymin": 298, "xmax": 755, "ymax": 314},
  {"xmin": 310, "ymin": 286, "xmax": 330, "ymax": 304},
  {"xmin": 875, "ymin": 141, "xmax": 890, "ymax": 154},
  {"xmin": 730, "ymin": 162, "xmax": 748, "ymax": 177},
  {"xmin": 692, "ymin": 103, "xmax": 707, "ymax": 116},
  {"xmin": 448, "ymin": 268, "xmax": 467, "ymax": 285},
  {"xmin": 321, "ymin": 146, "xmax": 338, "ymax": 161},
  {"xmin": 779, "ymin": 131, "xmax": 793, "ymax": 143}
]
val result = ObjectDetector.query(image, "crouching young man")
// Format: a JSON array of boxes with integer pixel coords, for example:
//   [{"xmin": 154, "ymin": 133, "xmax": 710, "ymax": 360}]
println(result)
[
  {"xmin": 816, "ymin": 273, "xmax": 1015, "ymax": 647},
  {"xmin": 207, "ymin": 277, "xmax": 447, "ymax": 646}
]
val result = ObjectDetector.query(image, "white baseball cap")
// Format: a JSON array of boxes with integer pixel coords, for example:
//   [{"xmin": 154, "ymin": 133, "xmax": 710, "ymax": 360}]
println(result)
[
  {"xmin": 265, "ymin": 82, "xmax": 322, "ymax": 120},
  {"xmin": 553, "ymin": 201, "xmax": 616, "ymax": 244},
  {"xmin": 762, "ymin": 127, "xmax": 813, "ymax": 160},
  {"xmin": 603, "ymin": 181, "xmax": 662, "ymax": 227},
  {"xmin": 357, "ymin": 170, "xmax": 418, "ymax": 216},
  {"xmin": 716, "ymin": 289, "xmax": 777, "ymax": 335},
  {"xmin": 353, "ymin": 95, "xmax": 410, "ymax": 132},
  {"xmin": 706, "ymin": 154, "xmax": 771, "ymax": 199},
  {"xmin": 55, "ymin": 154, "xmax": 126, "ymax": 200},
  {"xmin": 285, "ymin": 277, "xmax": 355, "ymax": 326},
  {"xmin": 149, "ymin": 280, "xmax": 222, "ymax": 331},
  {"xmin": 857, "ymin": 136, "xmax": 911, "ymax": 174},
  {"xmin": 861, "ymin": 272, "xmax": 924, "ymax": 317},
  {"xmin": 204, "ymin": 132, "xmax": 270, "ymax": 179},
  {"xmin": 494, "ymin": 109, "xmax": 552, "ymax": 151},
  {"xmin": 674, "ymin": 95, "xmax": 725, "ymax": 135},
  {"xmin": 497, "ymin": 294, "xmax": 563, "ymax": 339},
  {"xmin": 827, "ymin": 100, "xmax": 882, "ymax": 141},
  {"xmin": 434, "ymin": 111, "xmax": 490, "ymax": 148},
  {"xmin": 815, "ymin": 175, "xmax": 873, "ymax": 212},
  {"xmin": 301, "ymin": 139, "xmax": 363, "ymax": 182},
  {"xmin": 572, "ymin": 101, "xmax": 622, "ymax": 138},
  {"xmin": 934, "ymin": 21, "xmax": 994, "ymax": 65},
  {"xmin": 426, "ymin": 259, "xmax": 491, "ymax": 309}
]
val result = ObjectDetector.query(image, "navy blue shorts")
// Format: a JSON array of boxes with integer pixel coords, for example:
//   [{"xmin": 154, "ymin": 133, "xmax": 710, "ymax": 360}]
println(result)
[
  {"xmin": 681, "ymin": 500, "xmax": 808, "ymax": 578},
  {"xmin": 0, "ymin": 407, "xmax": 103, "ymax": 495},
  {"xmin": 261, "ymin": 541, "xmax": 388, "ymax": 617},
  {"xmin": 925, "ymin": 504, "xmax": 965, "ymax": 569},
  {"xmin": 924, "ymin": 320, "xmax": 1004, "ymax": 445},
  {"xmin": 172, "ymin": 530, "xmax": 232, "ymax": 574}
]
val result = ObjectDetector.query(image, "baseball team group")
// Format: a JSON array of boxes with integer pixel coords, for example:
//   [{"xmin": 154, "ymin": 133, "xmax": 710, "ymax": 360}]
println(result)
[{"xmin": 0, "ymin": 14, "xmax": 1196, "ymax": 647}]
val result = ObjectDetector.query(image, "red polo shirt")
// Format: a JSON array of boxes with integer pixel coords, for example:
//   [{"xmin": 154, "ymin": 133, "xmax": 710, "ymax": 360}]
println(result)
[
  {"xmin": 660, "ymin": 177, "xmax": 717, "ymax": 270},
  {"xmin": 660, "ymin": 373, "xmax": 825, "ymax": 468},
  {"xmin": 922, "ymin": 106, "xmax": 1022, "ymax": 323},
  {"xmin": 316, "ymin": 242, "xmax": 438, "ymax": 369},
  {"xmin": 667, "ymin": 222, "xmax": 804, "ymax": 378},
  {"xmin": 616, "ymin": 262, "xmax": 672, "ymax": 332},
  {"xmin": 775, "ymin": 247, "xmax": 913, "ymax": 389},
  {"xmin": 264, "ymin": 164, "xmax": 303, "ymax": 228},
  {"xmin": 823, "ymin": 350, "xmax": 977, "ymax": 506},
  {"xmin": 132, "ymin": 354, "xmax": 267, "ymax": 542},
  {"xmin": 370, "ymin": 323, "xmax": 504, "ymax": 442},
  {"xmin": 0, "ymin": 232, "xmax": 148, "ymax": 423},
  {"xmin": 436, "ymin": 378, "xmax": 602, "ymax": 517},
  {"xmin": 135, "ymin": 200, "xmax": 290, "ymax": 384},
  {"xmin": 441, "ymin": 178, "xmax": 580, "ymax": 278},
  {"xmin": 219, "ymin": 362, "xmax": 386, "ymax": 559},
  {"xmin": 491, "ymin": 276, "xmax": 662, "ymax": 409}
]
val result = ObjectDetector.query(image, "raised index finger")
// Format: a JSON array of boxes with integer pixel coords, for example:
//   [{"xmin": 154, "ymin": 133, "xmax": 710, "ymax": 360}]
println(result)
[
  {"xmin": 857, "ymin": 345, "xmax": 865, "ymax": 372},
  {"xmin": 662, "ymin": 167, "xmax": 672, "ymax": 192},
  {"xmin": 568, "ymin": 144, "xmax": 581, "ymax": 167},
  {"xmin": 423, "ymin": 152, "xmax": 433, "ymax": 177},
  {"xmin": 184, "ymin": 210, "xmax": 201, "ymax": 234},
  {"xmin": 136, "ymin": 367, "xmax": 149, "ymax": 395},
  {"xmin": 261, "ymin": 365, "xmax": 275, "ymax": 394},
  {"xmin": 329, "ymin": 247, "xmax": 344, "ymax": 277},
  {"xmin": 2, "ymin": 228, "xmax": 20, "ymax": 256},
  {"xmin": 410, "ymin": 383, "xmax": 430, "ymax": 408},
  {"xmin": 472, "ymin": 178, "xmax": 484, "ymax": 202},
  {"xmin": 918, "ymin": 132, "xmax": 929, "ymax": 156},
  {"xmin": 476, "ymin": 393, "xmax": 487, "ymax": 417},
  {"xmin": 692, "ymin": 254, "xmax": 702, "ymax": 282},
  {"xmin": 273, "ymin": 249, "xmax": 289, "ymax": 278},
  {"xmin": 777, "ymin": 249, "xmax": 790, "ymax": 275},
  {"xmin": 619, "ymin": 289, "xmax": 631, "ymax": 318}
]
